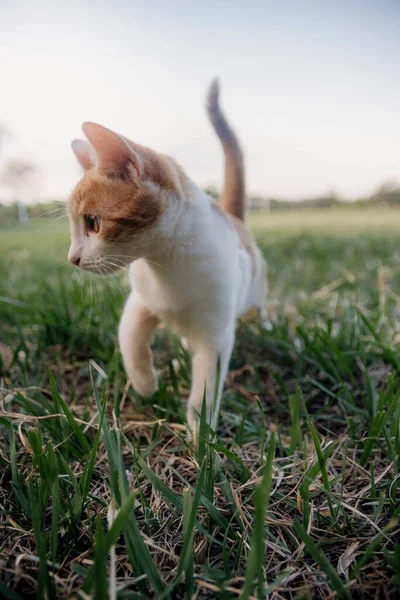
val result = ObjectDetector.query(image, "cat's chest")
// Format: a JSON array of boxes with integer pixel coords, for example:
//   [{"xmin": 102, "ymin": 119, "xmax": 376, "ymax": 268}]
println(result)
[
  {"xmin": 128, "ymin": 256, "xmax": 227, "ymax": 316},
  {"xmin": 129, "ymin": 259, "xmax": 196, "ymax": 312}
]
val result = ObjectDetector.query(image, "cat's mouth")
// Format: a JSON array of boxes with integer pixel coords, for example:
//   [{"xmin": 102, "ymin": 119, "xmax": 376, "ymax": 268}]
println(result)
[{"xmin": 77, "ymin": 259, "xmax": 123, "ymax": 276}]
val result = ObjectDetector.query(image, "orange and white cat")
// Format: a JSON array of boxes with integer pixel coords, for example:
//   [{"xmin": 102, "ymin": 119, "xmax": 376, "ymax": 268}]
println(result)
[{"xmin": 67, "ymin": 80, "xmax": 267, "ymax": 436}]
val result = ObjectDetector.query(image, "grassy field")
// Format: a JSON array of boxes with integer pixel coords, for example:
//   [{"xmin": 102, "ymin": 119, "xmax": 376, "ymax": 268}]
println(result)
[{"xmin": 0, "ymin": 207, "xmax": 400, "ymax": 599}]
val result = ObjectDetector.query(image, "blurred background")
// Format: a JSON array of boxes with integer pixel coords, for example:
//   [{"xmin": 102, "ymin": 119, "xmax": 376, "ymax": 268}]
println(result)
[{"xmin": 0, "ymin": 0, "xmax": 399, "ymax": 221}]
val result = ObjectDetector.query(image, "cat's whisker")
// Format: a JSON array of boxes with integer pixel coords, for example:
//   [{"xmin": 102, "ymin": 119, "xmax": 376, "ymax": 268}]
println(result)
[
  {"xmin": 86, "ymin": 273, "xmax": 93, "ymax": 334},
  {"xmin": 101, "ymin": 273, "xmax": 122, "ymax": 305},
  {"xmin": 92, "ymin": 269, "xmax": 106, "ymax": 309},
  {"xmin": 94, "ymin": 277, "xmax": 105, "ymax": 316},
  {"xmin": 102, "ymin": 273, "xmax": 116, "ymax": 303},
  {"xmin": 79, "ymin": 267, "xmax": 108, "ymax": 314},
  {"xmin": 101, "ymin": 259, "xmax": 125, "ymax": 270},
  {"xmin": 102, "ymin": 254, "xmax": 138, "ymax": 260},
  {"xmin": 109, "ymin": 268, "xmax": 129, "ymax": 298},
  {"xmin": 78, "ymin": 270, "xmax": 94, "ymax": 338},
  {"xmin": 102, "ymin": 254, "xmax": 164, "ymax": 270},
  {"xmin": 95, "ymin": 278, "xmax": 106, "ymax": 308},
  {"xmin": 103, "ymin": 275, "xmax": 120, "ymax": 301},
  {"xmin": 143, "ymin": 258, "xmax": 164, "ymax": 269},
  {"xmin": 81, "ymin": 270, "xmax": 86, "ymax": 307},
  {"xmin": 35, "ymin": 204, "xmax": 68, "ymax": 221},
  {"xmin": 101, "ymin": 256, "xmax": 135, "ymax": 270},
  {"xmin": 101, "ymin": 263, "xmax": 128, "ymax": 298},
  {"xmin": 94, "ymin": 262, "xmax": 117, "ymax": 294},
  {"xmin": 102, "ymin": 260, "xmax": 130, "ymax": 273}
]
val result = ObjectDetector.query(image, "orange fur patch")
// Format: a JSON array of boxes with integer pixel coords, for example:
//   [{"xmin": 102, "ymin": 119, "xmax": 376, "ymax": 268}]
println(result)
[
  {"xmin": 70, "ymin": 171, "xmax": 164, "ymax": 240},
  {"xmin": 207, "ymin": 80, "xmax": 245, "ymax": 221},
  {"xmin": 122, "ymin": 139, "xmax": 183, "ymax": 194}
]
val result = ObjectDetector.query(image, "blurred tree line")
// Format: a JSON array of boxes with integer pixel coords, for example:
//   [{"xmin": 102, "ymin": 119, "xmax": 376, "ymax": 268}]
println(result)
[
  {"xmin": 1, "ymin": 182, "xmax": 400, "ymax": 225},
  {"xmin": 0, "ymin": 126, "xmax": 399, "ymax": 225},
  {"xmin": 0, "ymin": 200, "xmax": 59, "ymax": 223},
  {"xmin": 207, "ymin": 183, "xmax": 400, "ymax": 211}
]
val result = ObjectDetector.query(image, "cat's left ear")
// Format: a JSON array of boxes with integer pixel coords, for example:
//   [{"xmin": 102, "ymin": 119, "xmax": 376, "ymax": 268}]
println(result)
[
  {"xmin": 71, "ymin": 139, "xmax": 95, "ymax": 171},
  {"xmin": 82, "ymin": 122, "xmax": 143, "ymax": 178}
]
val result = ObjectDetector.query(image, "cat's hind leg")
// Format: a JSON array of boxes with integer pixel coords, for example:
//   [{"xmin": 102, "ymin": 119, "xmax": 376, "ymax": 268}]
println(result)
[{"xmin": 119, "ymin": 293, "xmax": 159, "ymax": 397}]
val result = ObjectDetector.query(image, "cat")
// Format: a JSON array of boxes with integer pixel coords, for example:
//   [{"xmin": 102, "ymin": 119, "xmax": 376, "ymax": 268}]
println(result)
[{"xmin": 67, "ymin": 80, "xmax": 268, "ymax": 438}]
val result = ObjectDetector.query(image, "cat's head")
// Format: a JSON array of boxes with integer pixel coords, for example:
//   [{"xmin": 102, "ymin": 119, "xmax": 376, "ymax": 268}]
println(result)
[{"xmin": 67, "ymin": 122, "xmax": 182, "ymax": 273}]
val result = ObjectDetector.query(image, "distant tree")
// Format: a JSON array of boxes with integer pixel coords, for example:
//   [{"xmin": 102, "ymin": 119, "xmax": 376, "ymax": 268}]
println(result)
[
  {"xmin": 2, "ymin": 159, "xmax": 36, "ymax": 189},
  {"xmin": 370, "ymin": 181, "xmax": 400, "ymax": 206},
  {"xmin": 2, "ymin": 159, "xmax": 39, "ymax": 222}
]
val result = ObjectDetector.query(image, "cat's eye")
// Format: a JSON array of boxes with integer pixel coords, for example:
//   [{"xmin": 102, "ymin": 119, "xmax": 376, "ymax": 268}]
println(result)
[{"xmin": 86, "ymin": 215, "xmax": 101, "ymax": 233}]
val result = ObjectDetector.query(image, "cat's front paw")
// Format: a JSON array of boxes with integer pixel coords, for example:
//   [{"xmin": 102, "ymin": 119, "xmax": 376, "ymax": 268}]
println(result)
[{"xmin": 129, "ymin": 366, "xmax": 158, "ymax": 397}]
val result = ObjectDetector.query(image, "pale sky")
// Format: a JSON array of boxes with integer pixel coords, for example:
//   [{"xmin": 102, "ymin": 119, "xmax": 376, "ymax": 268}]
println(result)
[{"xmin": 1, "ymin": 0, "xmax": 399, "ymax": 201}]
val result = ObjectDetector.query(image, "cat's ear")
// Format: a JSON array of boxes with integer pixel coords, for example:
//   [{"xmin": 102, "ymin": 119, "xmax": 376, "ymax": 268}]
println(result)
[
  {"xmin": 71, "ymin": 139, "xmax": 95, "ymax": 171},
  {"xmin": 82, "ymin": 122, "xmax": 143, "ymax": 178}
]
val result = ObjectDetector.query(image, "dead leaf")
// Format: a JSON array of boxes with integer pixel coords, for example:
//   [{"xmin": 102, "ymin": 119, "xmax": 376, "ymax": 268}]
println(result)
[
  {"xmin": 337, "ymin": 541, "xmax": 359, "ymax": 580},
  {"xmin": 89, "ymin": 359, "xmax": 107, "ymax": 379},
  {"xmin": 18, "ymin": 423, "xmax": 33, "ymax": 455},
  {"xmin": 8, "ymin": 517, "xmax": 21, "ymax": 529},
  {"xmin": 296, "ymin": 491, "xmax": 303, "ymax": 515},
  {"xmin": 0, "ymin": 342, "xmax": 13, "ymax": 370}
]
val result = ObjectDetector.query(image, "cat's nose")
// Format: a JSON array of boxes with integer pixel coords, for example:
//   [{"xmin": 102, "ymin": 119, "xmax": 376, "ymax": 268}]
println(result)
[
  {"xmin": 68, "ymin": 250, "xmax": 81, "ymax": 267},
  {"xmin": 71, "ymin": 256, "xmax": 81, "ymax": 267}
]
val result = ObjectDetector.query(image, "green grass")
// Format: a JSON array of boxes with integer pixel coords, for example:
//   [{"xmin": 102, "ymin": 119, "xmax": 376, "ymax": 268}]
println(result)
[{"xmin": 0, "ymin": 207, "xmax": 400, "ymax": 599}]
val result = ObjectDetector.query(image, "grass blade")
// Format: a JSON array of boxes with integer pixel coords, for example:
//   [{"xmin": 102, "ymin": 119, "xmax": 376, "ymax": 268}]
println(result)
[
  {"xmin": 49, "ymin": 371, "xmax": 89, "ymax": 453},
  {"xmin": 176, "ymin": 457, "xmax": 207, "ymax": 580},
  {"xmin": 241, "ymin": 430, "xmax": 276, "ymax": 600},
  {"xmin": 293, "ymin": 519, "xmax": 351, "ymax": 599}
]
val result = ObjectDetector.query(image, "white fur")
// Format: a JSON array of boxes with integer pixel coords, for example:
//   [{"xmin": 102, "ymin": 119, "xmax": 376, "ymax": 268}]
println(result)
[
  {"xmin": 117, "ymin": 182, "xmax": 267, "ymax": 435},
  {"xmin": 68, "ymin": 93, "xmax": 268, "ymax": 438}
]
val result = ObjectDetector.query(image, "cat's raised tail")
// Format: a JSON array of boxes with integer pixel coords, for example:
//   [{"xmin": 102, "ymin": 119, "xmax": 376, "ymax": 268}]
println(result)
[{"xmin": 206, "ymin": 79, "xmax": 245, "ymax": 221}]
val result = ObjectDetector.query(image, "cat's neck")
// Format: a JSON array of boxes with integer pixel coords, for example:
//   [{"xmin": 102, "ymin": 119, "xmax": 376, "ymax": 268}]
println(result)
[
  {"xmin": 128, "ymin": 181, "xmax": 232, "ymax": 311},
  {"xmin": 141, "ymin": 182, "xmax": 216, "ymax": 267}
]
